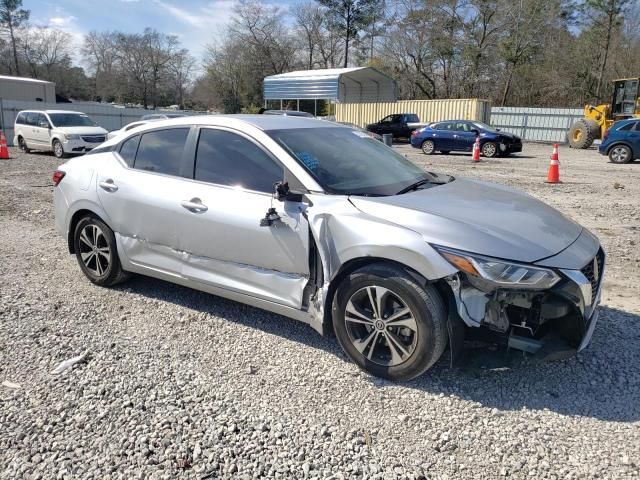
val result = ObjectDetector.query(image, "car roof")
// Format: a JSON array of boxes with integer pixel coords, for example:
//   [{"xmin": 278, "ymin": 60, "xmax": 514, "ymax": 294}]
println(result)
[
  {"xmin": 17, "ymin": 110, "xmax": 89, "ymax": 114},
  {"xmin": 129, "ymin": 114, "xmax": 345, "ymax": 131}
]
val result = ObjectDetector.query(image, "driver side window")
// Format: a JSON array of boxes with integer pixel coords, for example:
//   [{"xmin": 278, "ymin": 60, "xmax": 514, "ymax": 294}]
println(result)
[{"xmin": 194, "ymin": 129, "xmax": 283, "ymax": 193}]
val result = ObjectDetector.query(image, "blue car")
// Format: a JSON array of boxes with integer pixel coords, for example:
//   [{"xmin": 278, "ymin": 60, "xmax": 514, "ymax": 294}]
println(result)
[
  {"xmin": 598, "ymin": 118, "xmax": 640, "ymax": 164},
  {"xmin": 410, "ymin": 120, "xmax": 522, "ymax": 157}
]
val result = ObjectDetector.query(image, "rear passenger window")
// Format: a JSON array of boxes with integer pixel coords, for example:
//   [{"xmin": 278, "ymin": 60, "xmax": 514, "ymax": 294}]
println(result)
[
  {"xmin": 119, "ymin": 135, "xmax": 140, "ymax": 167},
  {"xmin": 16, "ymin": 113, "xmax": 26, "ymax": 124},
  {"xmin": 133, "ymin": 128, "xmax": 189, "ymax": 175},
  {"xmin": 619, "ymin": 123, "xmax": 634, "ymax": 131},
  {"xmin": 194, "ymin": 129, "xmax": 283, "ymax": 193}
]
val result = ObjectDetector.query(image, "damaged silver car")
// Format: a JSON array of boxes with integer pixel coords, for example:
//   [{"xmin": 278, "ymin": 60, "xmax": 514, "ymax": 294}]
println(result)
[{"xmin": 53, "ymin": 116, "xmax": 605, "ymax": 380}]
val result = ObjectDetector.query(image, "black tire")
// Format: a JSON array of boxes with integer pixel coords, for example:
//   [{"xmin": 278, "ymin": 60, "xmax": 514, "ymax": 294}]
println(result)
[
  {"xmin": 608, "ymin": 144, "xmax": 632, "ymax": 164},
  {"xmin": 53, "ymin": 139, "xmax": 66, "ymax": 159},
  {"xmin": 568, "ymin": 119, "xmax": 599, "ymax": 149},
  {"xmin": 440, "ymin": 150, "xmax": 451, "ymax": 155},
  {"xmin": 332, "ymin": 263, "xmax": 448, "ymax": 381},
  {"xmin": 421, "ymin": 139, "xmax": 435, "ymax": 155},
  {"xmin": 73, "ymin": 215, "xmax": 128, "ymax": 287},
  {"xmin": 18, "ymin": 136, "xmax": 30, "ymax": 153},
  {"xmin": 481, "ymin": 141, "xmax": 498, "ymax": 158}
]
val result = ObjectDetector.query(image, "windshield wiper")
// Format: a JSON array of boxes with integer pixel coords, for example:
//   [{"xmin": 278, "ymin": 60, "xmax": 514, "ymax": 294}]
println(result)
[{"xmin": 395, "ymin": 175, "xmax": 447, "ymax": 195}]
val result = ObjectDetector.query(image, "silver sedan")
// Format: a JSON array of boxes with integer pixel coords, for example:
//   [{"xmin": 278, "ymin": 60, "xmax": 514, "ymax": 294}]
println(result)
[{"xmin": 53, "ymin": 115, "xmax": 605, "ymax": 380}]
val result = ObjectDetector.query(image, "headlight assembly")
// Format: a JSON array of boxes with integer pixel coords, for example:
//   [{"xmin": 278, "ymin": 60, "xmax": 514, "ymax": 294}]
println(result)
[
  {"xmin": 64, "ymin": 134, "xmax": 81, "ymax": 140},
  {"xmin": 434, "ymin": 245, "xmax": 560, "ymax": 290}
]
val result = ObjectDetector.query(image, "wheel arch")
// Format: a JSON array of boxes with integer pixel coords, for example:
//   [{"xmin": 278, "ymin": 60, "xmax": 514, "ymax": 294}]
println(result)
[
  {"xmin": 321, "ymin": 256, "xmax": 450, "ymax": 337},
  {"xmin": 67, "ymin": 208, "xmax": 112, "ymax": 254},
  {"xmin": 606, "ymin": 141, "xmax": 634, "ymax": 155}
]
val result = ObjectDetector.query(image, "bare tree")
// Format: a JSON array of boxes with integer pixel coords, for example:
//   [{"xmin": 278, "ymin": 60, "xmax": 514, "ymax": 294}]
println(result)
[
  {"xmin": 579, "ymin": 0, "xmax": 632, "ymax": 101},
  {"xmin": 143, "ymin": 28, "xmax": 179, "ymax": 108},
  {"xmin": 292, "ymin": 2, "xmax": 326, "ymax": 69},
  {"xmin": 168, "ymin": 48, "xmax": 196, "ymax": 108},
  {"xmin": 0, "ymin": 0, "xmax": 29, "ymax": 75}
]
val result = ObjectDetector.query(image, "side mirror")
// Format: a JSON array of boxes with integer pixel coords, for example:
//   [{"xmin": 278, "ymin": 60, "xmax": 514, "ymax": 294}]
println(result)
[
  {"xmin": 274, "ymin": 181, "xmax": 303, "ymax": 202},
  {"xmin": 471, "ymin": 129, "xmax": 480, "ymax": 136},
  {"xmin": 274, "ymin": 181, "xmax": 290, "ymax": 201},
  {"xmin": 495, "ymin": 128, "xmax": 501, "ymax": 132},
  {"xmin": 39, "ymin": 121, "xmax": 50, "ymax": 129}
]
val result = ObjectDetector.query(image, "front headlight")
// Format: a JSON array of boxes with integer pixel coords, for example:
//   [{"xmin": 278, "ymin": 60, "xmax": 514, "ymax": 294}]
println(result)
[
  {"xmin": 64, "ymin": 134, "xmax": 80, "ymax": 140},
  {"xmin": 434, "ymin": 246, "xmax": 560, "ymax": 289}
]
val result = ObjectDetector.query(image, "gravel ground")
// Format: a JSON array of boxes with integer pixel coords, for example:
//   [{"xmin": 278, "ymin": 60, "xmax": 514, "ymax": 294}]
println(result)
[{"xmin": 1, "ymin": 144, "xmax": 639, "ymax": 480}]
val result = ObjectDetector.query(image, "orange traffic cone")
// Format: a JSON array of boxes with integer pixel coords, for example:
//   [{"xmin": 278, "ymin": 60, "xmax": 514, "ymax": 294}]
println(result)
[
  {"xmin": 546, "ymin": 144, "xmax": 560, "ymax": 183},
  {"xmin": 0, "ymin": 131, "xmax": 9, "ymax": 159},
  {"xmin": 472, "ymin": 136, "xmax": 481, "ymax": 162}
]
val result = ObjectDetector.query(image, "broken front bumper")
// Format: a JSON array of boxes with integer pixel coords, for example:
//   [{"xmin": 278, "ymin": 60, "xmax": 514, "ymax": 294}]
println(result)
[{"xmin": 448, "ymin": 247, "xmax": 605, "ymax": 356}]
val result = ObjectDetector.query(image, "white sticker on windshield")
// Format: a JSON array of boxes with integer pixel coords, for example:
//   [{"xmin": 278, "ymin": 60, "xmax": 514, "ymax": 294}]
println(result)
[{"xmin": 351, "ymin": 130, "xmax": 370, "ymax": 138}]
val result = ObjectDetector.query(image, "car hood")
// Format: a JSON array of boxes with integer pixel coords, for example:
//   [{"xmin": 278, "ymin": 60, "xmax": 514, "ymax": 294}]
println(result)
[
  {"xmin": 53, "ymin": 126, "xmax": 108, "ymax": 135},
  {"xmin": 349, "ymin": 178, "xmax": 582, "ymax": 263},
  {"xmin": 489, "ymin": 131, "xmax": 519, "ymax": 141}
]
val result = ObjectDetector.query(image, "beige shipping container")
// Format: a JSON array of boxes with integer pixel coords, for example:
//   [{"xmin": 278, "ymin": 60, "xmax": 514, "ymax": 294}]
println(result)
[
  {"xmin": 335, "ymin": 98, "xmax": 491, "ymax": 127},
  {"xmin": 0, "ymin": 75, "xmax": 55, "ymax": 103}
]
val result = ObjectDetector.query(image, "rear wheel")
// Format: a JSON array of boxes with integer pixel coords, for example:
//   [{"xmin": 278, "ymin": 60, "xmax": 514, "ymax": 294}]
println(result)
[
  {"xmin": 568, "ymin": 119, "xmax": 599, "ymax": 149},
  {"xmin": 18, "ymin": 136, "xmax": 30, "ymax": 153},
  {"xmin": 608, "ymin": 144, "xmax": 632, "ymax": 164},
  {"xmin": 73, "ymin": 215, "xmax": 128, "ymax": 286},
  {"xmin": 332, "ymin": 263, "xmax": 448, "ymax": 381},
  {"xmin": 421, "ymin": 140, "xmax": 435, "ymax": 155}
]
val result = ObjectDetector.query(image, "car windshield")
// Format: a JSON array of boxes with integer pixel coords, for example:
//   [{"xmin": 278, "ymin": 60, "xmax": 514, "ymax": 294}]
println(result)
[
  {"xmin": 48, "ymin": 113, "xmax": 97, "ymax": 127},
  {"xmin": 267, "ymin": 127, "xmax": 445, "ymax": 196},
  {"xmin": 472, "ymin": 122, "xmax": 499, "ymax": 133}
]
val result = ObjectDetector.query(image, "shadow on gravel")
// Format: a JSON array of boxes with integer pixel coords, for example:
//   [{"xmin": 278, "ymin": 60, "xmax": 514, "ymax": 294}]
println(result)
[
  {"xmin": 118, "ymin": 275, "xmax": 639, "ymax": 422},
  {"xmin": 405, "ymin": 306, "xmax": 640, "ymax": 423}
]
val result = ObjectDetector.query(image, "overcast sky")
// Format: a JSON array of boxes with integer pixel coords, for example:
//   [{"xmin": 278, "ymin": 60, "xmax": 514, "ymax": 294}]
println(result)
[{"xmin": 28, "ymin": 0, "xmax": 251, "ymax": 63}]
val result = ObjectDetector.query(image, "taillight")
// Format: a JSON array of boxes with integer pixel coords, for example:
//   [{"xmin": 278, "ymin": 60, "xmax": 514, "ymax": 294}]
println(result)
[
  {"xmin": 603, "ymin": 130, "xmax": 609, "ymax": 141},
  {"xmin": 52, "ymin": 170, "xmax": 65, "ymax": 186}
]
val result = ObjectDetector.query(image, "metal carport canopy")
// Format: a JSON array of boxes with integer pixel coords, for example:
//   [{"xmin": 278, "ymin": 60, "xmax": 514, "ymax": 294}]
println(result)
[{"xmin": 263, "ymin": 67, "xmax": 397, "ymax": 103}]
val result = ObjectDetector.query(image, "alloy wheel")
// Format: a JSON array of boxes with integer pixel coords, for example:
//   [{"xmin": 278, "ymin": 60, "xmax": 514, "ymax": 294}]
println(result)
[
  {"xmin": 54, "ymin": 141, "xmax": 64, "ymax": 158},
  {"xmin": 421, "ymin": 140, "xmax": 435, "ymax": 155},
  {"xmin": 610, "ymin": 146, "xmax": 630, "ymax": 163},
  {"xmin": 78, "ymin": 224, "xmax": 111, "ymax": 277},
  {"xmin": 482, "ymin": 143, "xmax": 497, "ymax": 157},
  {"xmin": 344, "ymin": 286, "xmax": 418, "ymax": 366}
]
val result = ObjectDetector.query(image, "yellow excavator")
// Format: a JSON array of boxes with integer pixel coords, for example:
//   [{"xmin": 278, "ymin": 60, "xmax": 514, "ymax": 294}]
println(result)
[{"xmin": 568, "ymin": 77, "xmax": 640, "ymax": 149}]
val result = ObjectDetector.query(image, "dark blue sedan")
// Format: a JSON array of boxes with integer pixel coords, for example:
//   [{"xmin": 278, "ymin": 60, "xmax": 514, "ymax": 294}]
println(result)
[
  {"xmin": 598, "ymin": 118, "xmax": 640, "ymax": 163},
  {"xmin": 410, "ymin": 120, "xmax": 522, "ymax": 157}
]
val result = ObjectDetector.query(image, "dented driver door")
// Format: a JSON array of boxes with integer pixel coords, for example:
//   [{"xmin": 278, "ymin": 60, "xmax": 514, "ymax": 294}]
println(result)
[{"xmin": 177, "ymin": 127, "xmax": 310, "ymax": 309}]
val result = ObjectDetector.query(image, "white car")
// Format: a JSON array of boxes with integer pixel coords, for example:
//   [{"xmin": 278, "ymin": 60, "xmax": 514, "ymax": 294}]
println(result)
[{"xmin": 14, "ymin": 110, "xmax": 108, "ymax": 158}]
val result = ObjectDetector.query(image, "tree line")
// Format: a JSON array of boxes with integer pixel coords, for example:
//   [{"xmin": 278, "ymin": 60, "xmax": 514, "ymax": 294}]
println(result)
[{"xmin": 0, "ymin": 0, "xmax": 638, "ymax": 112}]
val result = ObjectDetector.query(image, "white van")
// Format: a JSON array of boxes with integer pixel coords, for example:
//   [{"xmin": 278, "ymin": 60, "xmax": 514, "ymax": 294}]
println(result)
[{"xmin": 14, "ymin": 110, "xmax": 108, "ymax": 158}]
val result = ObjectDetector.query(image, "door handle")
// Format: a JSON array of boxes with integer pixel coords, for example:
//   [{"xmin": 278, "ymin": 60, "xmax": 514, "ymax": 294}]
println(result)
[
  {"xmin": 99, "ymin": 179, "xmax": 118, "ymax": 192},
  {"xmin": 181, "ymin": 198, "xmax": 208, "ymax": 213}
]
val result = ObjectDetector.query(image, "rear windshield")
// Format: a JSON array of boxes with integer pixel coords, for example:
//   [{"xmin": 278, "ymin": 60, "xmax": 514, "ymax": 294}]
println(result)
[{"xmin": 48, "ymin": 113, "xmax": 97, "ymax": 127}]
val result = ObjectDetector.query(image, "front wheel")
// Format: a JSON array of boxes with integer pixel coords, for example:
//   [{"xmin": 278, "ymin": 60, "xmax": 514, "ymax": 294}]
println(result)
[
  {"xmin": 332, "ymin": 263, "xmax": 448, "ymax": 381},
  {"xmin": 73, "ymin": 215, "xmax": 128, "ymax": 286},
  {"xmin": 53, "ymin": 139, "xmax": 66, "ymax": 159},
  {"xmin": 421, "ymin": 140, "xmax": 435, "ymax": 155},
  {"xmin": 608, "ymin": 145, "xmax": 632, "ymax": 164},
  {"xmin": 482, "ymin": 142, "xmax": 498, "ymax": 158}
]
